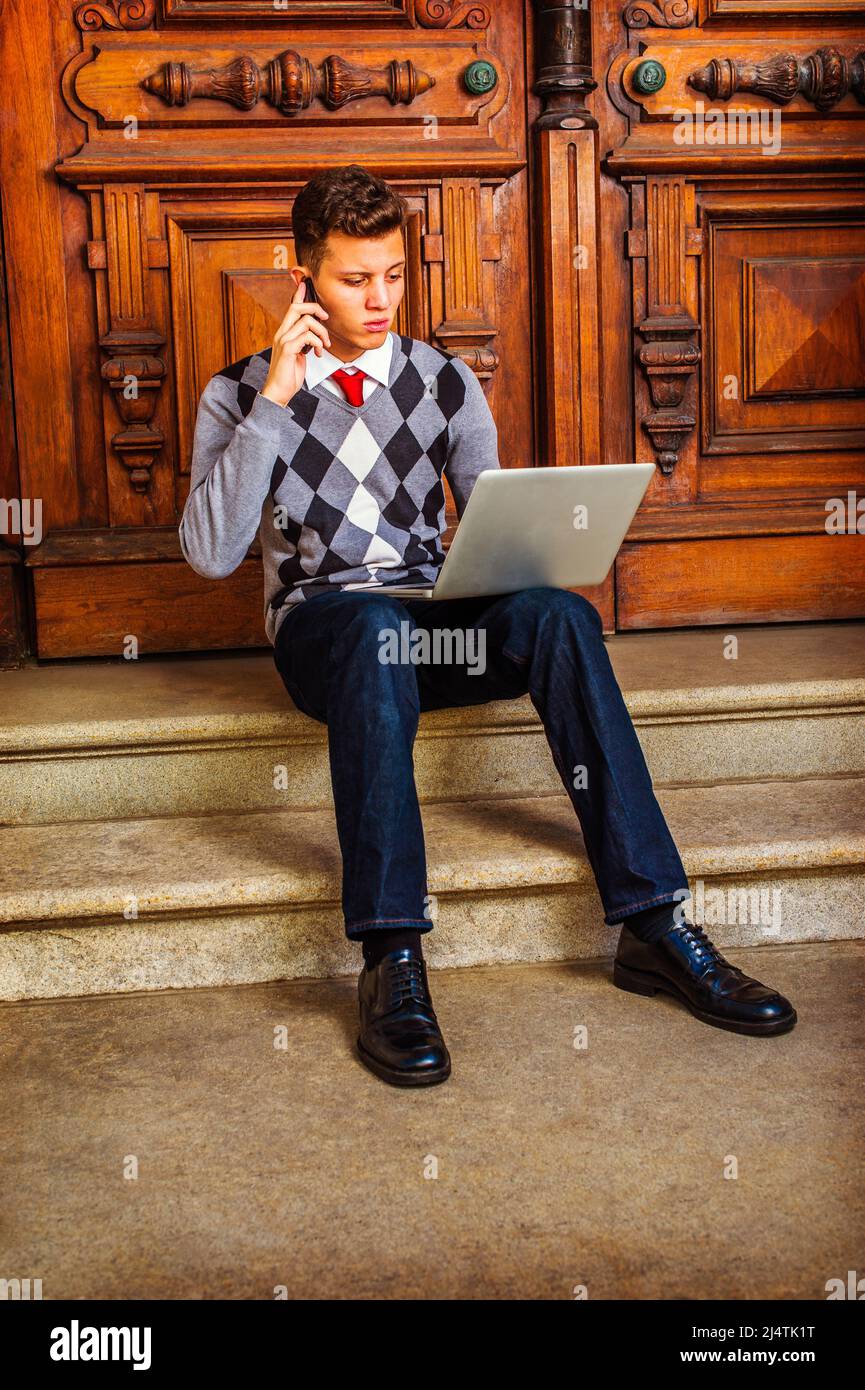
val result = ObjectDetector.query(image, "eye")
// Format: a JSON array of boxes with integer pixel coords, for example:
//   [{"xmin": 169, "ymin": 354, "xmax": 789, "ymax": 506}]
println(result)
[{"xmin": 344, "ymin": 273, "xmax": 403, "ymax": 286}]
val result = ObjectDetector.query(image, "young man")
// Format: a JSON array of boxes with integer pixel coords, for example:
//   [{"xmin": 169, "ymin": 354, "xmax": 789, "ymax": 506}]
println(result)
[{"xmin": 179, "ymin": 165, "xmax": 797, "ymax": 1088}]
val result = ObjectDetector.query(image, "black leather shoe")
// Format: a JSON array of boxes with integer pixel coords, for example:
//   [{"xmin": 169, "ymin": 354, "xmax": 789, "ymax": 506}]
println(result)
[
  {"xmin": 356, "ymin": 947, "xmax": 451, "ymax": 1086},
  {"xmin": 613, "ymin": 920, "xmax": 797, "ymax": 1036}
]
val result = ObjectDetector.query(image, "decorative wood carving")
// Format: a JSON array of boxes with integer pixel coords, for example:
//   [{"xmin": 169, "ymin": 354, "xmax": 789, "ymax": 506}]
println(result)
[
  {"xmin": 636, "ymin": 340, "xmax": 700, "ymax": 474},
  {"xmin": 689, "ymin": 48, "xmax": 865, "ymax": 111},
  {"xmin": 74, "ymin": 0, "xmax": 156, "ymax": 29},
  {"xmin": 629, "ymin": 177, "xmax": 702, "ymax": 475},
  {"xmin": 531, "ymin": 0, "xmax": 596, "ymax": 131},
  {"xmin": 58, "ymin": 31, "xmax": 513, "ymax": 183},
  {"xmin": 101, "ymin": 354, "xmax": 167, "ymax": 493},
  {"xmin": 424, "ymin": 178, "xmax": 500, "ymax": 372},
  {"xmin": 143, "ymin": 51, "xmax": 435, "ymax": 115},
  {"xmin": 455, "ymin": 345, "xmax": 499, "ymax": 379},
  {"xmin": 623, "ymin": 1, "xmax": 695, "ymax": 29},
  {"xmin": 90, "ymin": 186, "xmax": 167, "ymax": 495},
  {"xmin": 414, "ymin": 0, "xmax": 491, "ymax": 28}
]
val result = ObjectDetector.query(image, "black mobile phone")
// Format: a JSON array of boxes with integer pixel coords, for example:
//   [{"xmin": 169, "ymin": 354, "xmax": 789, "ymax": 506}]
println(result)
[{"xmin": 300, "ymin": 276, "xmax": 319, "ymax": 355}]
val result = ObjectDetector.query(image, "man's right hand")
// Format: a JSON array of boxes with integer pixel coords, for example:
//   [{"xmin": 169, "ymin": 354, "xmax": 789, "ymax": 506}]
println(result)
[{"xmin": 260, "ymin": 279, "xmax": 331, "ymax": 408}]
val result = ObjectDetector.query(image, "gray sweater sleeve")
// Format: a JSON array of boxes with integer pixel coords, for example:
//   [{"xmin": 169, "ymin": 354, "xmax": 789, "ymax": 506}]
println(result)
[
  {"xmin": 179, "ymin": 376, "xmax": 290, "ymax": 580},
  {"xmin": 444, "ymin": 358, "xmax": 501, "ymax": 519}
]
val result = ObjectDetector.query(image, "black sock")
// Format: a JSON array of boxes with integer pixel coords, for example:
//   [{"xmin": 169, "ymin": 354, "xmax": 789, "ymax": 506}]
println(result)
[
  {"xmin": 360, "ymin": 927, "xmax": 424, "ymax": 970},
  {"xmin": 621, "ymin": 902, "xmax": 683, "ymax": 944}
]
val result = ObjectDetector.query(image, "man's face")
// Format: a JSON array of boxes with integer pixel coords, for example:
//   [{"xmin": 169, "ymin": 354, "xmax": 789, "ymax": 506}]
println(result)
[{"xmin": 293, "ymin": 227, "xmax": 406, "ymax": 362}]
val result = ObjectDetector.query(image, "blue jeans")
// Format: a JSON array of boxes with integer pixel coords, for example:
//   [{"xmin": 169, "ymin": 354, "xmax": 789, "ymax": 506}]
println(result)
[{"xmin": 272, "ymin": 585, "xmax": 691, "ymax": 940}]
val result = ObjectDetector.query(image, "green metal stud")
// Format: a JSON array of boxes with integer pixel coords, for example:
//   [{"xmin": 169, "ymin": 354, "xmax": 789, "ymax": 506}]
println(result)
[
  {"xmin": 464, "ymin": 61, "xmax": 497, "ymax": 96},
  {"xmin": 633, "ymin": 60, "xmax": 666, "ymax": 95}
]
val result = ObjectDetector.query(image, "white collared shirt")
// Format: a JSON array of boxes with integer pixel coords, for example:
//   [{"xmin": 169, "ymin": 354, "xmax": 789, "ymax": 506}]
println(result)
[{"xmin": 304, "ymin": 331, "xmax": 394, "ymax": 402}]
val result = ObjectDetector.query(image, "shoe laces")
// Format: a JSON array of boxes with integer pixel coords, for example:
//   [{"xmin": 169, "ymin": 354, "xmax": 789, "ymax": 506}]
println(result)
[
  {"xmin": 676, "ymin": 922, "xmax": 732, "ymax": 970},
  {"xmin": 385, "ymin": 955, "xmax": 433, "ymax": 1012}
]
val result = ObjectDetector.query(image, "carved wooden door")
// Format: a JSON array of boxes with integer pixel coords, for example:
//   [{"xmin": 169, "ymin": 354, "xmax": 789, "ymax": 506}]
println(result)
[
  {"xmin": 5, "ymin": 2, "xmax": 861, "ymax": 661},
  {"xmin": 595, "ymin": 1, "xmax": 865, "ymax": 627},
  {"xmin": 2, "ymin": 0, "xmax": 554, "ymax": 658}
]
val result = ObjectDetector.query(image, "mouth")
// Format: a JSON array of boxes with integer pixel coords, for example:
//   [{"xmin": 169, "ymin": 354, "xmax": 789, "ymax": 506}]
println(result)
[{"xmin": 363, "ymin": 319, "xmax": 389, "ymax": 330}]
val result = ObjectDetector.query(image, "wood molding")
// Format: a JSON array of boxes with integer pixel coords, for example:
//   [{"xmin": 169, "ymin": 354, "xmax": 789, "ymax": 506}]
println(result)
[
  {"xmin": 534, "ymin": 131, "xmax": 602, "ymax": 470},
  {"xmin": 530, "ymin": 0, "xmax": 602, "ymax": 480},
  {"xmin": 629, "ymin": 177, "xmax": 702, "ymax": 475},
  {"xmin": 1, "ymin": 0, "xmax": 79, "ymax": 542},
  {"xmin": 689, "ymin": 47, "xmax": 865, "ymax": 110},
  {"xmin": 143, "ymin": 50, "xmax": 436, "ymax": 116},
  {"xmin": 430, "ymin": 178, "xmax": 499, "ymax": 367},
  {"xmin": 94, "ymin": 186, "xmax": 167, "ymax": 498},
  {"xmin": 627, "ymin": 499, "xmax": 852, "ymax": 540},
  {"xmin": 23, "ymin": 527, "xmax": 195, "ymax": 566}
]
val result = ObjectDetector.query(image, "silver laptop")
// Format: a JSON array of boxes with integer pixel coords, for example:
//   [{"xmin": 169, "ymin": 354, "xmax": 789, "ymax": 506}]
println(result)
[{"xmin": 343, "ymin": 463, "xmax": 655, "ymax": 600}]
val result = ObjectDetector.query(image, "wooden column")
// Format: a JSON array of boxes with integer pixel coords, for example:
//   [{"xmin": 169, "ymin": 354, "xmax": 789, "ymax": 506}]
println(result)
[{"xmin": 530, "ymin": 0, "xmax": 609, "ymax": 624}]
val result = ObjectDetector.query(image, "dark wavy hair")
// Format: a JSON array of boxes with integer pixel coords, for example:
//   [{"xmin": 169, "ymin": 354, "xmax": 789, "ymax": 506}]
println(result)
[{"xmin": 292, "ymin": 165, "xmax": 409, "ymax": 280}]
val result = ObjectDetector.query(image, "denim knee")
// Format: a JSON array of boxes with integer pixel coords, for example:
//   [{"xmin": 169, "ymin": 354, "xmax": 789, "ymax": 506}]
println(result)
[
  {"xmin": 324, "ymin": 595, "xmax": 413, "ymax": 658},
  {"xmin": 333, "ymin": 596, "xmax": 420, "ymax": 694},
  {"xmin": 557, "ymin": 588, "xmax": 603, "ymax": 633},
  {"xmin": 511, "ymin": 585, "xmax": 602, "ymax": 632},
  {"xmin": 339, "ymin": 594, "xmax": 411, "ymax": 634}
]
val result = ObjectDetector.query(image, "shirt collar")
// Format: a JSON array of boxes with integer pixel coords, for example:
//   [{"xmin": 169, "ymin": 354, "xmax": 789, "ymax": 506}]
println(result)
[{"xmin": 304, "ymin": 331, "xmax": 394, "ymax": 392}]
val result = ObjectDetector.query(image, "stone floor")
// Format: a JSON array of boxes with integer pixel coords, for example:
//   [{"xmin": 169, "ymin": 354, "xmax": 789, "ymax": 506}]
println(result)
[{"xmin": 2, "ymin": 938, "xmax": 862, "ymax": 1300}]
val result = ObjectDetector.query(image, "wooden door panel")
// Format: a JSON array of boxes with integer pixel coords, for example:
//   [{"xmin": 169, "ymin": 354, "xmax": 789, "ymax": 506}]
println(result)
[
  {"xmin": 706, "ymin": 216, "xmax": 865, "ymax": 458},
  {"xmin": 617, "ymin": 532, "xmax": 865, "ymax": 629},
  {"xmin": 33, "ymin": 544, "xmax": 264, "ymax": 658},
  {"xmin": 696, "ymin": 451, "xmax": 865, "ymax": 500},
  {"xmin": 599, "ymin": 2, "xmax": 865, "ymax": 628}
]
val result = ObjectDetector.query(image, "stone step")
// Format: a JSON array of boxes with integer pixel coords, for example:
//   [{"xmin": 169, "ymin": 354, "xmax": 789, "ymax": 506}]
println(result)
[
  {"xmin": 2, "ymin": 622, "xmax": 863, "ymax": 825},
  {"xmin": 1, "ymin": 773, "xmax": 862, "ymax": 1000}
]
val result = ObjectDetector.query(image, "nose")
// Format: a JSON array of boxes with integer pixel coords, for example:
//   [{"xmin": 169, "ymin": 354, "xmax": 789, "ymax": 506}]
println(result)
[{"xmin": 366, "ymin": 281, "xmax": 389, "ymax": 311}]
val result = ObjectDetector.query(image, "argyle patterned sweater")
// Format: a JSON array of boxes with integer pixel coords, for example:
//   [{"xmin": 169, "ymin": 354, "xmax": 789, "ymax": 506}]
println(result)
[{"xmin": 179, "ymin": 333, "xmax": 501, "ymax": 645}]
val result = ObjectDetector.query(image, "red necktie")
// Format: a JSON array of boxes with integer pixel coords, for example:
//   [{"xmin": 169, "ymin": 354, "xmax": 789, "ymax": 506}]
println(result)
[{"xmin": 330, "ymin": 367, "xmax": 368, "ymax": 406}]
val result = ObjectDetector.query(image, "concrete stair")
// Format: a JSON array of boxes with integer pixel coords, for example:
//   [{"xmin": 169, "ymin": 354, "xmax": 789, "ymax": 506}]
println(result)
[{"xmin": 1, "ymin": 621, "xmax": 863, "ymax": 1000}]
